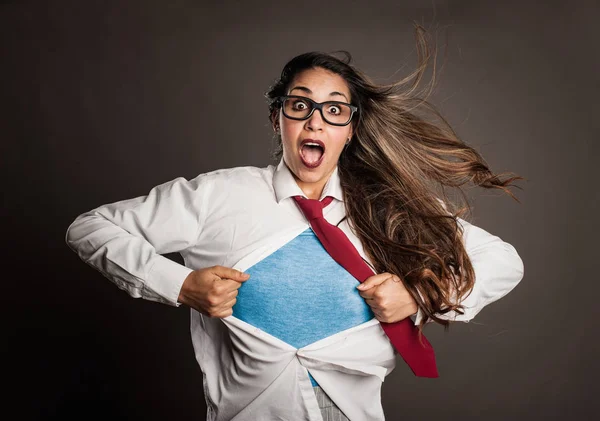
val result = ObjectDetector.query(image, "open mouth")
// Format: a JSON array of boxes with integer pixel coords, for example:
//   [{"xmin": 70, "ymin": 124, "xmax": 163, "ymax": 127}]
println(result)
[{"xmin": 299, "ymin": 140, "xmax": 325, "ymax": 168}]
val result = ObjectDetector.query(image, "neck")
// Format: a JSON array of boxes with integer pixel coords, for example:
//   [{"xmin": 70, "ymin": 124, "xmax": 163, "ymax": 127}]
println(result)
[
  {"xmin": 296, "ymin": 167, "xmax": 336, "ymax": 200},
  {"xmin": 282, "ymin": 159, "xmax": 336, "ymax": 200},
  {"xmin": 297, "ymin": 180, "xmax": 325, "ymax": 200}
]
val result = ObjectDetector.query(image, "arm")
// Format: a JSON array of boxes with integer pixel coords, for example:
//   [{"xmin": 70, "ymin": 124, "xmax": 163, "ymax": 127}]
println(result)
[
  {"xmin": 358, "ymin": 215, "xmax": 524, "ymax": 325},
  {"xmin": 65, "ymin": 175, "xmax": 211, "ymax": 306},
  {"xmin": 413, "ymin": 216, "xmax": 525, "ymax": 325}
]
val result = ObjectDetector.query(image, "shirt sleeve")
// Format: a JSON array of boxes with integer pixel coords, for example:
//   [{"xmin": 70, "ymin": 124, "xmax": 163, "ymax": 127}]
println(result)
[
  {"xmin": 65, "ymin": 175, "xmax": 210, "ymax": 307},
  {"xmin": 413, "ymin": 204, "xmax": 525, "ymax": 326}
]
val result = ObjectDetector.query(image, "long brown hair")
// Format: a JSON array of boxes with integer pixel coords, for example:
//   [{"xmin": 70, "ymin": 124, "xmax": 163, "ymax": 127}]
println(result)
[{"xmin": 265, "ymin": 24, "xmax": 523, "ymax": 331}]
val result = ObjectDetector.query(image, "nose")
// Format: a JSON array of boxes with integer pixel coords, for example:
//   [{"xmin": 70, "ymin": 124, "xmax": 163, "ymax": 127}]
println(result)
[{"xmin": 305, "ymin": 107, "xmax": 325, "ymax": 131}]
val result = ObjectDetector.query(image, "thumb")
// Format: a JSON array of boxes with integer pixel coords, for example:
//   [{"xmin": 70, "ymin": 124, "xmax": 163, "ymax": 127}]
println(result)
[
  {"xmin": 357, "ymin": 273, "xmax": 389, "ymax": 291},
  {"xmin": 212, "ymin": 265, "xmax": 250, "ymax": 282}
]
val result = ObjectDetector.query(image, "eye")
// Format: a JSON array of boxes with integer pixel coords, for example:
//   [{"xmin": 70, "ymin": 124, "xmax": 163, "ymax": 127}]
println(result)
[
  {"xmin": 326, "ymin": 104, "xmax": 342, "ymax": 115},
  {"xmin": 292, "ymin": 99, "xmax": 309, "ymax": 110}
]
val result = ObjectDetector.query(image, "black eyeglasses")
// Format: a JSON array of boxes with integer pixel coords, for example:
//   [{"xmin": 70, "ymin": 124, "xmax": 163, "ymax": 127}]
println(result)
[{"xmin": 277, "ymin": 95, "xmax": 358, "ymax": 126}]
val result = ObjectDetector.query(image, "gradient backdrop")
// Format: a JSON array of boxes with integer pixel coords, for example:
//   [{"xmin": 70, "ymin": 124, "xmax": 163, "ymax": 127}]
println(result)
[{"xmin": 2, "ymin": 1, "xmax": 598, "ymax": 420}]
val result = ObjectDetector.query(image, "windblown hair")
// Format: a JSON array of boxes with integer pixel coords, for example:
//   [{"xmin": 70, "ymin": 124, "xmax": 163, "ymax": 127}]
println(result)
[{"xmin": 264, "ymin": 23, "xmax": 523, "ymax": 332}]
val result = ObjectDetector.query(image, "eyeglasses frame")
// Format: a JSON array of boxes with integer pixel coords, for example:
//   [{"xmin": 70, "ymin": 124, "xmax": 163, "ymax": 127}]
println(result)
[{"xmin": 277, "ymin": 95, "xmax": 358, "ymax": 127}]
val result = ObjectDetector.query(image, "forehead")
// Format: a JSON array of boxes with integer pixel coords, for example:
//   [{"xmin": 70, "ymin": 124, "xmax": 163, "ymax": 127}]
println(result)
[{"xmin": 287, "ymin": 67, "xmax": 351, "ymax": 100}]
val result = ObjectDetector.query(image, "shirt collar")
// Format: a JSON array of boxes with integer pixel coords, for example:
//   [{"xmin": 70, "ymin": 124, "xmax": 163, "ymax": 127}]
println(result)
[{"xmin": 273, "ymin": 157, "xmax": 344, "ymax": 203}]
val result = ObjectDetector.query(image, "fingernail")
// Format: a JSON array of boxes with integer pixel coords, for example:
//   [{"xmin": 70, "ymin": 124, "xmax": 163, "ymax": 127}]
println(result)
[{"xmin": 357, "ymin": 284, "xmax": 365, "ymax": 289}]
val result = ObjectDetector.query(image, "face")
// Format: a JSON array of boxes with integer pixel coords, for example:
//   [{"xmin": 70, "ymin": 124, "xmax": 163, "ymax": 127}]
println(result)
[{"xmin": 275, "ymin": 67, "xmax": 354, "ymax": 199}]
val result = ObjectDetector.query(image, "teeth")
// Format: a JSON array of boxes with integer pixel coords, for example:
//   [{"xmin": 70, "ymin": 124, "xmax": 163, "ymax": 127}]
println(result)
[{"xmin": 304, "ymin": 142, "xmax": 321, "ymax": 147}]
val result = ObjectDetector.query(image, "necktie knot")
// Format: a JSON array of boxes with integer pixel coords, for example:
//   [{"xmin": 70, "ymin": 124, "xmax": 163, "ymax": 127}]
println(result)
[{"xmin": 293, "ymin": 196, "xmax": 333, "ymax": 221}]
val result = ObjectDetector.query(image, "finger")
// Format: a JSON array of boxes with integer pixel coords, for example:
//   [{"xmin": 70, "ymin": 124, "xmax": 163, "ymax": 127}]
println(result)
[
  {"xmin": 211, "ymin": 265, "xmax": 250, "ymax": 282},
  {"xmin": 360, "ymin": 294, "xmax": 375, "ymax": 301},
  {"xmin": 212, "ymin": 288, "xmax": 239, "ymax": 303},
  {"xmin": 220, "ymin": 278, "xmax": 247, "ymax": 292},
  {"xmin": 368, "ymin": 301, "xmax": 382, "ymax": 311},
  {"xmin": 225, "ymin": 289, "xmax": 239, "ymax": 301},
  {"xmin": 222, "ymin": 295, "xmax": 238, "ymax": 308},
  {"xmin": 212, "ymin": 306, "xmax": 234, "ymax": 318},
  {"xmin": 372, "ymin": 309, "xmax": 383, "ymax": 320},
  {"xmin": 358, "ymin": 289, "xmax": 376, "ymax": 300},
  {"xmin": 357, "ymin": 273, "xmax": 392, "ymax": 291},
  {"xmin": 207, "ymin": 295, "xmax": 238, "ymax": 317},
  {"xmin": 216, "ymin": 297, "xmax": 238, "ymax": 314},
  {"xmin": 390, "ymin": 274, "xmax": 402, "ymax": 283}
]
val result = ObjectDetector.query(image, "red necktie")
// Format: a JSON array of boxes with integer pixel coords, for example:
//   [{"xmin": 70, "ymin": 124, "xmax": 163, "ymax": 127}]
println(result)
[{"xmin": 293, "ymin": 195, "xmax": 439, "ymax": 378}]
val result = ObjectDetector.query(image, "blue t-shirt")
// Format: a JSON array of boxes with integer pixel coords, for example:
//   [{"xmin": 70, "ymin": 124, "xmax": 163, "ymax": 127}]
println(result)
[{"xmin": 232, "ymin": 227, "xmax": 374, "ymax": 386}]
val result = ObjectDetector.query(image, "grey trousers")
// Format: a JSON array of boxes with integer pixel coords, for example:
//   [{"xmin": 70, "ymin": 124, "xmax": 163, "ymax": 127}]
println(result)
[{"xmin": 313, "ymin": 386, "xmax": 350, "ymax": 421}]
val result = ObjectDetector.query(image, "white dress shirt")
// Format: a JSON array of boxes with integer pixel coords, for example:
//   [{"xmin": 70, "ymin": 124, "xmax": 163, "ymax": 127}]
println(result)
[{"xmin": 65, "ymin": 158, "xmax": 524, "ymax": 421}]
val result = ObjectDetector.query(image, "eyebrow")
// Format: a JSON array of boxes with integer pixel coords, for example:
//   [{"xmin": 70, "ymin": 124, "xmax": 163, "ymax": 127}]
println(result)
[{"xmin": 289, "ymin": 86, "xmax": 349, "ymax": 102}]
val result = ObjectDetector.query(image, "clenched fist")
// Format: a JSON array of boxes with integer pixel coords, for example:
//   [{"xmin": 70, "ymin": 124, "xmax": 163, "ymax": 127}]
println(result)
[
  {"xmin": 357, "ymin": 272, "xmax": 418, "ymax": 323},
  {"xmin": 178, "ymin": 265, "xmax": 250, "ymax": 318}
]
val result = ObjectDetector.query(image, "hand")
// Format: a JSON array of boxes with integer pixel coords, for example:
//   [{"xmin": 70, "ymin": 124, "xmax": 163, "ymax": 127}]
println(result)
[
  {"xmin": 357, "ymin": 272, "xmax": 418, "ymax": 323},
  {"xmin": 178, "ymin": 265, "xmax": 250, "ymax": 317}
]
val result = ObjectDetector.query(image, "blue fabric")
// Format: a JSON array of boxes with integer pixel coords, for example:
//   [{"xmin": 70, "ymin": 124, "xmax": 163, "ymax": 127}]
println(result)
[{"xmin": 232, "ymin": 228, "xmax": 374, "ymax": 387}]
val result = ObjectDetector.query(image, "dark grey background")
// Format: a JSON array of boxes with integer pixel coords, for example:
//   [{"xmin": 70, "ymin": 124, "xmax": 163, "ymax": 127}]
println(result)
[{"xmin": 2, "ymin": 1, "xmax": 598, "ymax": 420}]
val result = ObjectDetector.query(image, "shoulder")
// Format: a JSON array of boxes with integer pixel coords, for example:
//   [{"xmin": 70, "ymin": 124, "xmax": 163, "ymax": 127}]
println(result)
[
  {"xmin": 199, "ymin": 164, "xmax": 274, "ymax": 180},
  {"xmin": 188, "ymin": 163, "xmax": 277, "ymax": 198},
  {"xmin": 195, "ymin": 164, "xmax": 274, "ymax": 186}
]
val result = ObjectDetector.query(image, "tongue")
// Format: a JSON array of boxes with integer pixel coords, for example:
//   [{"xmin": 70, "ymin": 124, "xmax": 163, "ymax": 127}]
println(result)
[{"xmin": 301, "ymin": 145, "xmax": 323, "ymax": 164}]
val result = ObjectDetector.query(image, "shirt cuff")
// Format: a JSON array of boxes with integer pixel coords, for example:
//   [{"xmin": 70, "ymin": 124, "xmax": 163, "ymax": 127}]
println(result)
[
  {"xmin": 146, "ymin": 255, "xmax": 194, "ymax": 307},
  {"xmin": 411, "ymin": 288, "xmax": 430, "ymax": 326},
  {"xmin": 412, "ymin": 308, "xmax": 427, "ymax": 326}
]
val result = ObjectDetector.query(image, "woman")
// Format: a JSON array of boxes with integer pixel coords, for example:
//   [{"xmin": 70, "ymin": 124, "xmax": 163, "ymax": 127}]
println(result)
[{"xmin": 66, "ymin": 26, "xmax": 524, "ymax": 421}]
